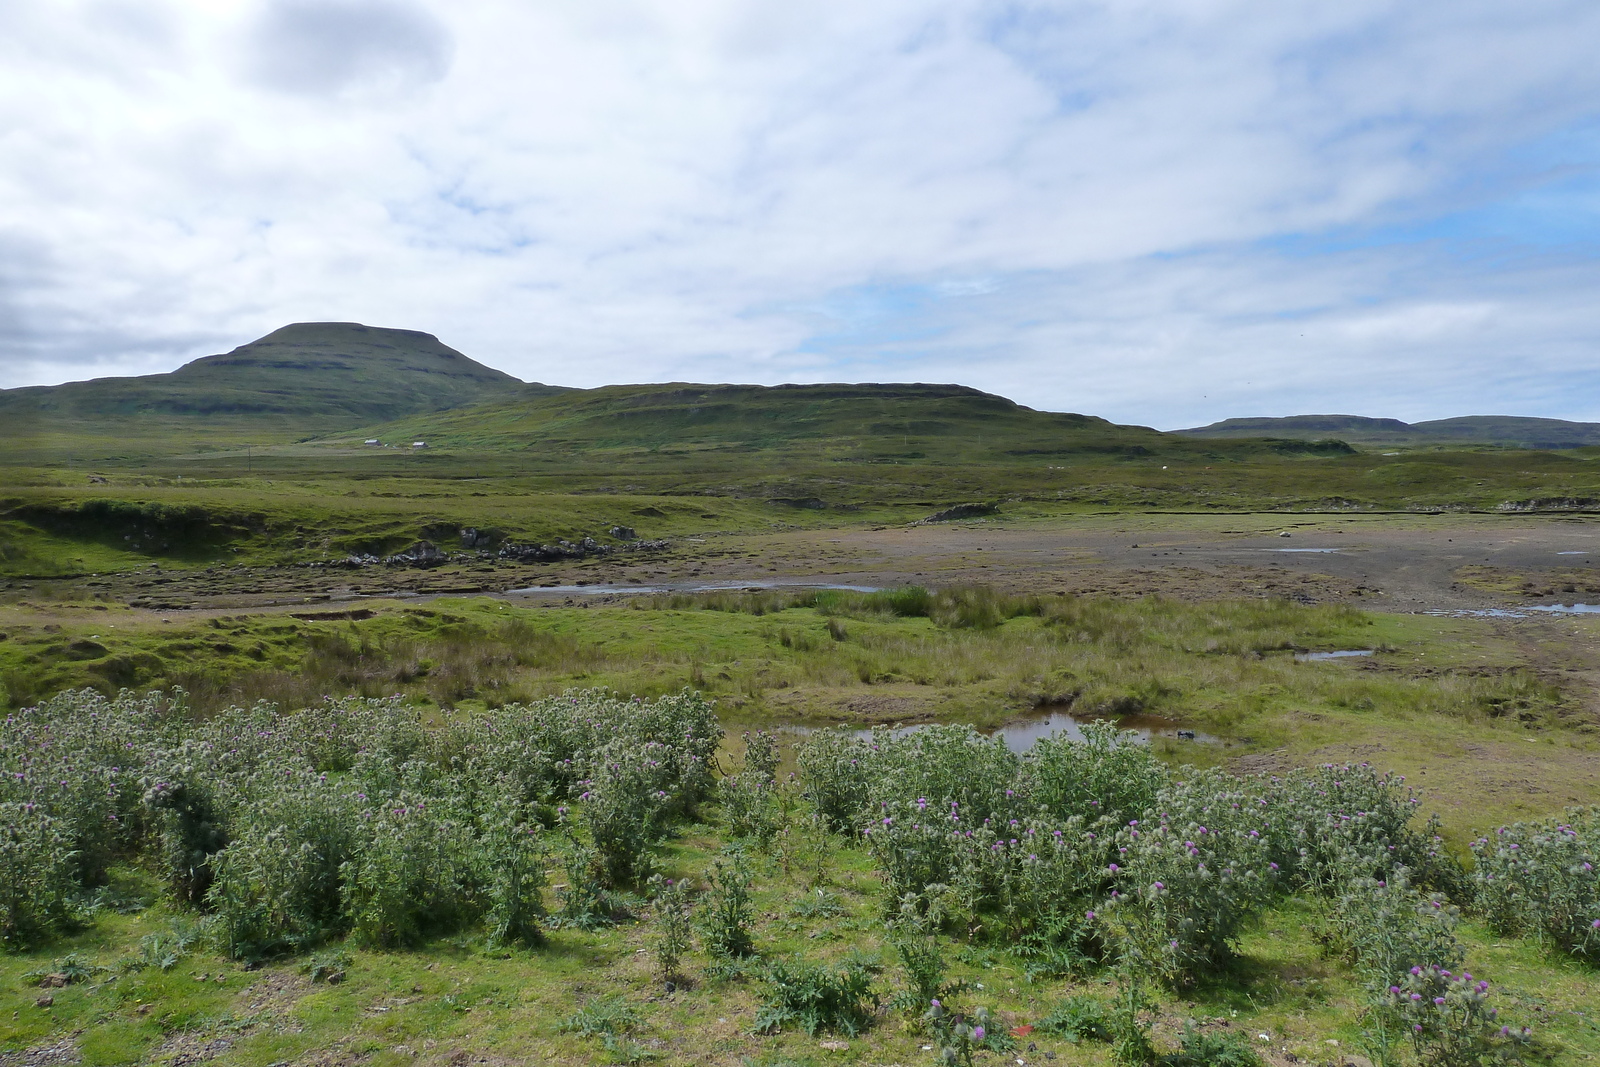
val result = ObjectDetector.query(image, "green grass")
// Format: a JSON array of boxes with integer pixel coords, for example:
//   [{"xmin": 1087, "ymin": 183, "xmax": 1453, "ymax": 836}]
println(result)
[
  {"xmin": 2, "ymin": 589, "xmax": 1591, "ymax": 840},
  {"xmin": 2, "ymin": 834, "xmax": 1595, "ymax": 1067},
  {"xmin": 10, "ymin": 377, "xmax": 1600, "ymax": 584}
]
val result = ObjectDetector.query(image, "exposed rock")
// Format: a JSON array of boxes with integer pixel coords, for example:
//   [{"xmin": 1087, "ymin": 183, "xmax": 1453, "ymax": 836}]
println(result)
[
  {"xmin": 609, "ymin": 525, "xmax": 638, "ymax": 539},
  {"xmin": 922, "ymin": 502, "xmax": 999, "ymax": 522},
  {"xmin": 1498, "ymin": 496, "xmax": 1600, "ymax": 512},
  {"xmin": 385, "ymin": 541, "xmax": 448, "ymax": 568},
  {"xmin": 0, "ymin": 1036, "xmax": 79, "ymax": 1067}
]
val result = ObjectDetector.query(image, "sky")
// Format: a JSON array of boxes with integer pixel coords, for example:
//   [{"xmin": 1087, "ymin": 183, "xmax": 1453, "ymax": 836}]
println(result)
[{"xmin": 2, "ymin": 0, "xmax": 1599, "ymax": 429}]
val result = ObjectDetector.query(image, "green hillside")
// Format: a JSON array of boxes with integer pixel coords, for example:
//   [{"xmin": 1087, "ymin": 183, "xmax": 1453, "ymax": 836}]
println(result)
[
  {"xmin": 341, "ymin": 381, "xmax": 1348, "ymax": 464},
  {"xmin": 1, "ymin": 322, "xmax": 537, "ymax": 419},
  {"xmin": 0, "ymin": 322, "xmax": 554, "ymax": 465},
  {"xmin": 1177, "ymin": 413, "xmax": 1600, "ymax": 449}
]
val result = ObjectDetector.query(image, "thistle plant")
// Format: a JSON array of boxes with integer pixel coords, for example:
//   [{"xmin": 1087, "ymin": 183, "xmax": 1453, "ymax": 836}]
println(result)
[
  {"xmin": 1472, "ymin": 808, "xmax": 1600, "ymax": 962},
  {"xmin": 698, "ymin": 853, "xmax": 755, "ymax": 961},
  {"xmin": 647, "ymin": 874, "xmax": 694, "ymax": 981}
]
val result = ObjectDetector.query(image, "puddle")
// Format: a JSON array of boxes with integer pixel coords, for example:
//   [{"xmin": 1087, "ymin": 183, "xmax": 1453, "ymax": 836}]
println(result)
[
  {"xmin": 1557, "ymin": 551, "xmax": 1589, "ymax": 556},
  {"xmin": 767, "ymin": 710, "xmax": 1217, "ymax": 753},
  {"xmin": 1426, "ymin": 604, "xmax": 1600, "ymax": 618},
  {"xmin": 1270, "ymin": 548, "xmax": 1341, "ymax": 553},
  {"xmin": 1295, "ymin": 649, "xmax": 1374, "ymax": 661},
  {"xmin": 506, "ymin": 580, "xmax": 882, "ymax": 596}
]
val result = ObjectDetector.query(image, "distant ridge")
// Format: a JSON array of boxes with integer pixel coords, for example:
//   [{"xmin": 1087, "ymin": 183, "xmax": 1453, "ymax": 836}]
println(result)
[
  {"xmin": 1176, "ymin": 414, "xmax": 1600, "ymax": 450},
  {"xmin": 0, "ymin": 322, "xmax": 552, "ymax": 423},
  {"xmin": 341, "ymin": 379, "xmax": 1352, "ymax": 468}
]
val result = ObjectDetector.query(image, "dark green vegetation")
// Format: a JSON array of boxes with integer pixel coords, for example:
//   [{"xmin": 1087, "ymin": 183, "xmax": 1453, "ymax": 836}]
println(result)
[
  {"xmin": 1, "ymin": 686, "xmax": 1594, "ymax": 1066},
  {"xmin": 1178, "ymin": 414, "xmax": 1600, "ymax": 450}
]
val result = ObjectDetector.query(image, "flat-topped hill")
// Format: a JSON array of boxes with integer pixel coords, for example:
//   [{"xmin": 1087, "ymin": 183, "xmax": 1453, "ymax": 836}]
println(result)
[
  {"xmin": 343, "ymin": 380, "xmax": 1212, "ymax": 463},
  {"xmin": 1178, "ymin": 413, "xmax": 1600, "ymax": 449}
]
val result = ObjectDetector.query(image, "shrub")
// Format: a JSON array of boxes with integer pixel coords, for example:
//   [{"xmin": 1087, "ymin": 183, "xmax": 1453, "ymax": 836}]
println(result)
[
  {"xmin": 924, "ymin": 1003, "xmax": 1010, "ymax": 1067},
  {"xmin": 553, "ymin": 840, "xmax": 618, "ymax": 930},
  {"xmin": 648, "ymin": 874, "xmax": 694, "ymax": 980},
  {"xmin": 698, "ymin": 853, "xmax": 755, "ymax": 961},
  {"xmin": 0, "ymin": 802, "xmax": 79, "ymax": 950},
  {"xmin": 480, "ymin": 803, "xmax": 546, "ymax": 948},
  {"xmin": 1035, "ymin": 994, "xmax": 1113, "ymax": 1042},
  {"xmin": 755, "ymin": 955, "xmax": 877, "ymax": 1036},
  {"xmin": 1256, "ymin": 764, "xmax": 1463, "ymax": 898},
  {"xmin": 580, "ymin": 740, "xmax": 681, "ymax": 886},
  {"xmin": 1472, "ymin": 808, "xmax": 1600, "ymax": 962},
  {"xmin": 1327, "ymin": 859, "xmax": 1464, "ymax": 992},
  {"xmin": 797, "ymin": 730, "xmax": 873, "ymax": 832},
  {"xmin": 209, "ymin": 777, "xmax": 360, "ymax": 958},
  {"xmin": 721, "ymin": 731, "xmax": 783, "ymax": 847},
  {"xmin": 1023, "ymin": 721, "xmax": 1167, "ymax": 825},
  {"xmin": 887, "ymin": 899, "xmax": 959, "ymax": 1013},
  {"xmin": 1375, "ymin": 966, "xmax": 1531, "ymax": 1066},
  {"xmin": 1166, "ymin": 1024, "xmax": 1263, "ymax": 1067},
  {"xmin": 142, "ymin": 765, "xmax": 229, "ymax": 905},
  {"xmin": 1105, "ymin": 775, "xmax": 1277, "ymax": 981},
  {"xmin": 341, "ymin": 797, "xmax": 483, "ymax": 947}
]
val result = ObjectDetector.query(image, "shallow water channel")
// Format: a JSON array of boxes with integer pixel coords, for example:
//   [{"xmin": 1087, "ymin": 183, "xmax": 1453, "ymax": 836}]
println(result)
[
  {"xmin": 740, "ymin": 709, "xmax": 1219, "ymax": 755},
  {"xmin": 506, "ymin": 580, "xmax": 881, "ymax": 596},
  {"xmin": 1426, "ymin": 604, "xmax": 1600, "ymax": 618}
]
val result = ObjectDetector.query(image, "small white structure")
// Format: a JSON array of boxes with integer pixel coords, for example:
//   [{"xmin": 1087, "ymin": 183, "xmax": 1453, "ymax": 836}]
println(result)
[
  {"xmin": 365, "ymin": 439, "xmax": 381, "ymax": 445},
  {"xmin": 412, "ymin": 441, "xmax": 428, "ymax": 449}
]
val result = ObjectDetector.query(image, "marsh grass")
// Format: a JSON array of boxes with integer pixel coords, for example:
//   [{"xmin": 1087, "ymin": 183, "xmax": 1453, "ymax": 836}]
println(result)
[{"xmin": 0, "ymin": 590, "xmax": 1566, "ymax": 748}]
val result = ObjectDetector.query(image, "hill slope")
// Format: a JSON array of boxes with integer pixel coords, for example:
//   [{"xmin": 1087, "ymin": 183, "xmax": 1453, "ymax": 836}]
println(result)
[
  {"xmin": 1176, "ymin": 414, "xmax": 1600, "ymax": 449},
  {"xmin": 1, "ymin": 322, "xmax": 541, "ymax": 422},
  {"xmin": 344, "ymin": 380, "xmax": 1204, "ymax": 461},
  {"xmin": 0, "ymin": 322, "xmax": 560, "ymax": 464}
]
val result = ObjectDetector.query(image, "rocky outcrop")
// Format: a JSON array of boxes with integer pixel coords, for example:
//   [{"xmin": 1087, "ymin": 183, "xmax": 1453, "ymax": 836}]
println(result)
[{"xmin": 921, "ymin": 502, "xmax": 999, "ymax": 523}]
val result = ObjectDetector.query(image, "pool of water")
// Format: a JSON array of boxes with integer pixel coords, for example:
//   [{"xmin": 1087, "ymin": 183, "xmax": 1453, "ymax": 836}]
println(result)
[
  {"xmin": 1295, "ymin": 649, "xmax": 1375, "ymax": 661},
  {"xmin": 1270, "ymin": 548, "xmax": 1341, "ymax": 553},
  {"xmin": 1427, "ymin": 603, "xmax": 1600, "ymax": 618},
  {"xmin": 506, "ymin": 580, "xmax": 882, "ymax": 596},
  {"xmin": 767, "ymin": 710, "xmax": 1217, "ymax": 753},
  {"xmin": 1557, "ymin": 551, "xmax": 1589, "ymax": 556}
]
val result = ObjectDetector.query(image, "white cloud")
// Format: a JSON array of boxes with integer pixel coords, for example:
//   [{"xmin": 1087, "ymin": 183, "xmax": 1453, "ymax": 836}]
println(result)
[{"xmin": 1, "ymin": 0, "xmax": 1598, "ymax": 424}]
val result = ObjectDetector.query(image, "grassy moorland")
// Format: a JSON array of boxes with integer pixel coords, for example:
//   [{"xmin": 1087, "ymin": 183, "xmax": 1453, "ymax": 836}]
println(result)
[
  {"xmin": 6, "ymin": 321, "xmax": 1600, "ymax": 585},
  {"xmin": 4, "ymin": 329, "xmax": 1600, "ymax": 1067},
  {"xmin": 6, "ymin": 376, "xmax": 1600, "ymax": 583},
  {"xmin": 8, "ymin": 440, "xmax": 1600, "ymax": 581}
]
